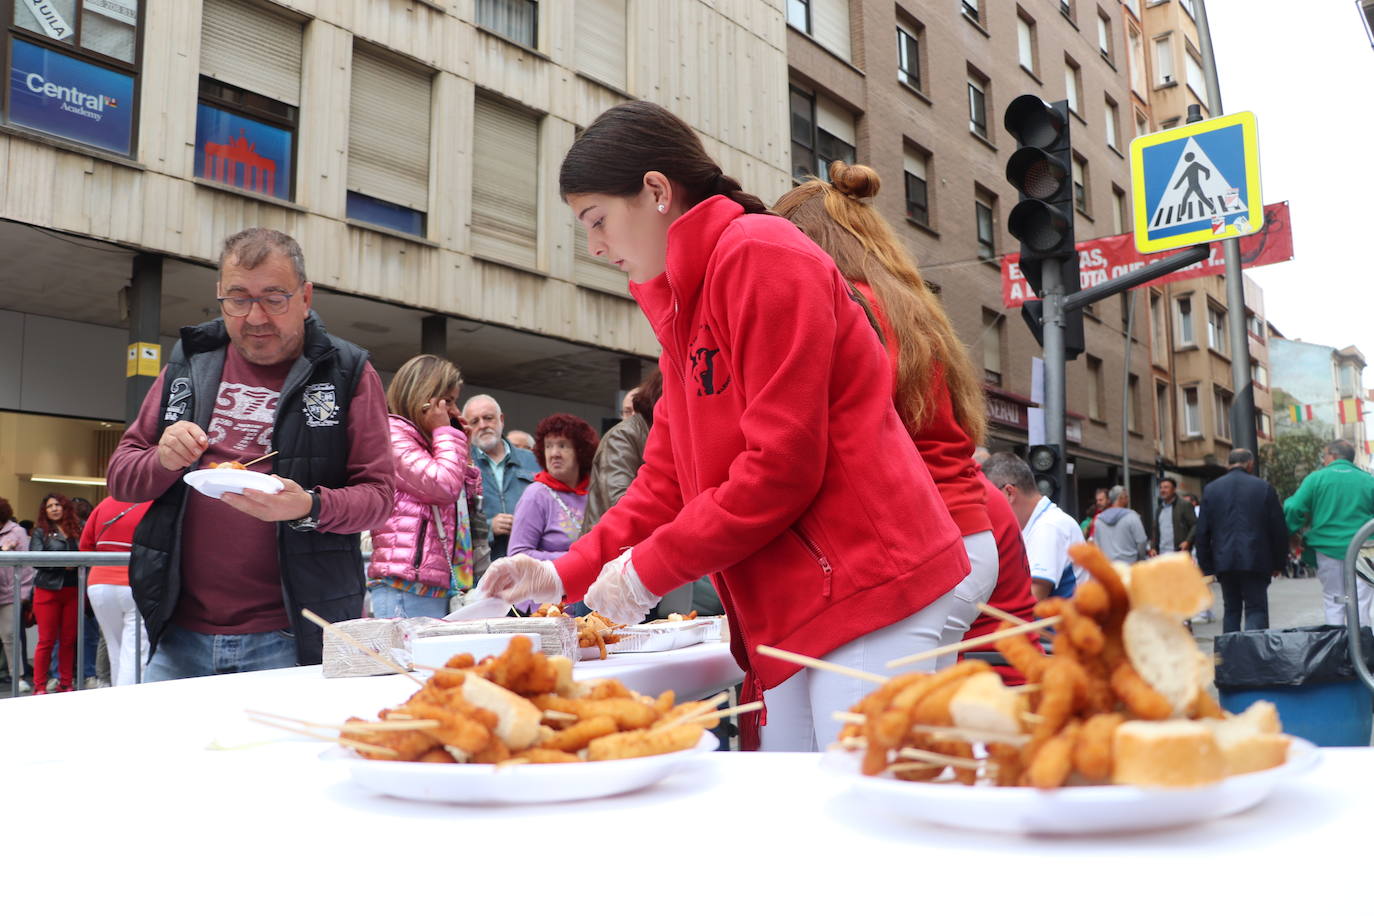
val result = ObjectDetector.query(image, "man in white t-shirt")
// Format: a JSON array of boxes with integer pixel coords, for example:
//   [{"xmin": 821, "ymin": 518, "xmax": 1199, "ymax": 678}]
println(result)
[{"xmin": 983, "ymin": 452, "xmax": 1087, "ymax": 599}]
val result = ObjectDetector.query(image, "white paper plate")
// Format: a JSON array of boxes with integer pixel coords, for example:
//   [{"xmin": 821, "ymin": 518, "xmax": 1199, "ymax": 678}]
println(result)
[
  {"xmin": 611, "ymin": 620, "xmax": 710, "ymax": 653},
  {"xmin": 323, "ymin": 731, "xmax": 718, "ymax": 804},
  {"xmin": 822, "ymin": 737, "xmax": 1319, "ymax": 835},
  {"xmin": 184, "ymin": 468, "xmax": 284, "ymax": 499}
]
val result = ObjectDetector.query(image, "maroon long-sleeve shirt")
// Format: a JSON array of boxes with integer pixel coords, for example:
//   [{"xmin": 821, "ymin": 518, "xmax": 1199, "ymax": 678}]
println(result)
[{"xmin": 107, "ymin": 346, "xmax": 392, "ymax": 634}]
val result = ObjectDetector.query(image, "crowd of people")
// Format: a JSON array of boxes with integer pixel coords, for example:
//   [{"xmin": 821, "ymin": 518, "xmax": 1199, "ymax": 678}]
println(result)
[{"xmin": 1, "ymin": 101, "xmax": 1370, "ymax": 753}]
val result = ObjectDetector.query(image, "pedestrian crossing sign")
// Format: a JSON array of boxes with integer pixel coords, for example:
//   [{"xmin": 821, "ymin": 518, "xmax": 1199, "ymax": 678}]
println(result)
[{"xmin": 1129, "ymin": 111, "xmax": 1262, "ymax": 254}]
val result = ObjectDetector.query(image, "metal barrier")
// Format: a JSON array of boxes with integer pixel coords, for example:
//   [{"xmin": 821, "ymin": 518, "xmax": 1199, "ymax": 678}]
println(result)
[
  {"xmin": 0, "ymin": 551, "xmax": 133, "ymax": 698},
  {"xmin": 1342, "ymin": 520, "xmax": 1374, "ymax": 696}
]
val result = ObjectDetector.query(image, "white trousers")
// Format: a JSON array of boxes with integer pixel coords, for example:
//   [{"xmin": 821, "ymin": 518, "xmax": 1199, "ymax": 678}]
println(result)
[
  {"xmin": 87, "ymin": 584, "xmax": 150, "ymax": 686},
  {"xmin": 1315, "ymin": 553, "xmax": 1373, "ymax": 628},
  {"xmin": 758, "ymin": 531, "xmax": 999, "ymax": 752}
]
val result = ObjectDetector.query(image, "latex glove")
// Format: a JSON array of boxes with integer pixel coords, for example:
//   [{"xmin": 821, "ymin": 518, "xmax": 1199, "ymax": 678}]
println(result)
[
  {"xmin": 584, "ymin": 550, "xmax": 659, "ymax": 626},
  {"xmin": 480, "ymin": 555, "xmax": 563, "ymax": 605}
]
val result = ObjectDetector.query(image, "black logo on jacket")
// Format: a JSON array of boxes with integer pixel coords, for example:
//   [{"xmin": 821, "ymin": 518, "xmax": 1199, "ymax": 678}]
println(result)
[{"xmin": 689, "ymin": 324, "xmax": 731, "ymax": 397}]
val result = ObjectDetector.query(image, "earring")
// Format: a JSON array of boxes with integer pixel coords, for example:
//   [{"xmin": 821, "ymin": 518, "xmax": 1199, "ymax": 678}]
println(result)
[{"xmin": 657, "ymin": 204, "xmax": 666, "ymax": 213}]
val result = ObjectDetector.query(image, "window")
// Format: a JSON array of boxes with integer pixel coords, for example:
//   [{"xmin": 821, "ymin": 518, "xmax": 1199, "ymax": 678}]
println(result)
[
  {"xmin": 962, "ymin": 0, "xmax": 981, "ymax": 24},
  {"xmin": 1065, "ymin": 57, "xmax": 1082, "ymax": 114},
  {"xmin": 471, "ymin": 92, "xmax": 539, "ymax": 269},
  {"xmin": 476, "ymin": 0, "xmax": 537, "ymax": 48},
  {"xmin": 1097, "ymin": 11, "xmax": 1113, "ymax": 61},
  {"xmin": 982, "ymin": 309, "xmax": 1004, "ymax": 386},
  {"xmin": 791, "ymin": 0, "xmax": 851, "ymax": 59},
  {"xmin": 789, "ymin": 86, "xmax": 855, "ymax": 183},
  {"xmin": 1185, "ymin": 43, "xmax": 1208, "ymax": 107},
  {"xmin": 1251, "ymin": 360, "xmax": 1268, "ymax": 389},
  {"xmin": 1150, "ymin": 291, "xmax": 1167, "ymax": 362},
  {"xmin": 1176, "ymin": 294, "xmax": 1194, "ymax": 346},
  {"xmin": 1135, "ymin": 109, "xmax": 1149, "ymax": 138},
  {"xmin": 1087, "ymin": 357, "xmax": 1105, "ymax": 421},
  {"xmin": 1129, "ymin": 375, "xmax": 1141, "ymax": 431},
  {"xmin": 1247, "ymin": 313, "xmax": 1265, "ymax": 339},
  {"xmin": 787, "ymin": 0, "xmax": 810, "ymax": 31},
  {"xmin": 1153, "ymin": 34, "xmax": 1174, "ymax": 84},
  {"xmin": 1128, "ymin": 26, "xmax": 1146, "ymax": 97},
  {"xmin": 1160, "ymin": 116, "xmax": 1179, "ymax": 130},
  {"xmin": 6, "ymin": 0, "xmax": 142, "ymax": 157},
  {"xmin": 897, "ymin": 22, "xmax": 922, "ymax": 90},
  {"xmin": 1060, "ymin": 0, "xmax": 1075, "ymax": 20},
  {"xmin": 1072, "ymin": 154, "xmax": 1088, "ymax": 214},
  {"xmin": 1207, "ymin": 306, "xmax": 1228, "ymax": 354},
  {"xmin": 1113, "ymin": 186, "xmax": 1127, "ymax": 234},
  {"xmin": 346, "ymin": 44, "xmax": 432, "ymax": 236},
  {"xmin": 1017, "ymin": 13, "xmax": 1037, "ymax": 73},
  {"xmin": 904, "ymin": 147, "xmax": 930, "ymax": 227},
  {"xmin": 1125, "ymin": 0, "xmax": 1140, "ymax": 14},
  {"xmin": 1179, "ymin": 0, "xmax": 1196, "ymax": 19},
  {"xmin": 1183, "ymin": 386, "xmax": 1202, "ymax": 436},
  {"xmin": 196, "ymin": 0, "xmax": 302, "ymax": 201},
  {"xmin": 1215, "ymin": 388, "xmax": 1233, "ymax": 440},
  {"xmin": 1156, "ymin": 382, "xmax": 1171, "ymax": 449},
  {"xmin": 1341, "ymin": 365, "xmax": 1359, "ymax": 397},
  {"xmin": 576, "ymin": 0, "xmax": 626, "ymax": 88},
  {"xmin": 968, "ymin": 71, "xmax": 989, "ymax": 138},
  {"xmin": 1105, "ymin": 96, "xmax": 1120, "ymax": 150},
  {"xmin": 1259, "ymin": 411, "xmax": 1272, "ymax": 439},
  {"xmin": 975, "ymin": 189, "xmax": 996, "ymax": 260}
]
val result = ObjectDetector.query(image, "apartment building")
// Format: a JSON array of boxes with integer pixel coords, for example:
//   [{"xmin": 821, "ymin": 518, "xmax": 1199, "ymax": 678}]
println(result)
[
  {"xmin": 1269, "ymin": 334, "xmax": 1370, "ymax": 470},
  {"xmin": 0, "ymin": 0, "xmax": 791, "ymax": 510},
  {"xmin": 786, "ymin": 0, "xmax": 1154, "ymax": 514}
]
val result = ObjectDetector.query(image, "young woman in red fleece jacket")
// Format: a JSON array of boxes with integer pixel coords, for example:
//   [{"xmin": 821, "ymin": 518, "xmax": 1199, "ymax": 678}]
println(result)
[
  {"xmin": 773, "ymin": 162, "xmax": 999, "ymax": 666},
  {"xmin": 481, "ymin": 101, "xmax": 969, "ymax": 751}
]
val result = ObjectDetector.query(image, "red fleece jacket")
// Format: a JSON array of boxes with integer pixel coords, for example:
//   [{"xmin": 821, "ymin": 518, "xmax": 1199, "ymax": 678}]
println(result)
[{"xmin": 553, "ymin": 196, "xmax": 968, "ymax": 700}]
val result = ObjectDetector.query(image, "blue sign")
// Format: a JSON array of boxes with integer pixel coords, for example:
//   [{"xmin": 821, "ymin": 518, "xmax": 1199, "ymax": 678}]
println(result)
[
  {"xmin": 1128, "ymin": 112, "xmax": 1262, "ymax": 253},
  {"xmin": 8, "ymin": 38, "xmax": 134, "ymax": 155},
  {"xmin": 194, "ymin": 104, "xmax": 293, "ymax": 201}
]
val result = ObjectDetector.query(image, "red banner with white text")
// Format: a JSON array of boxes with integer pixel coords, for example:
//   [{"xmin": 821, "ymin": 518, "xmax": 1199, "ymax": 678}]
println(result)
[{"xmin": 1000, "ymin": 201, "xmax": 1293, "ymax": 308}]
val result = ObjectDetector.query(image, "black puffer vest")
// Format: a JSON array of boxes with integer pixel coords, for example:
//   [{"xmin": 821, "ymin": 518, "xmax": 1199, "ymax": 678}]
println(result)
[{"xmin": 129, "ymin": 314, "xmax": 370, "ymax": 665}]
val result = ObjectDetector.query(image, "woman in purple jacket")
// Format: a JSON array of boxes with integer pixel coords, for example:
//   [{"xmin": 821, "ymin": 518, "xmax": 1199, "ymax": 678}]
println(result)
[
  {"xmin": 507, "ymin": 414, "xmax": 599, "ymax": 564},
  {"xmin": 366, "ymin": 355, "xmax": 482, "ymax": 618}
]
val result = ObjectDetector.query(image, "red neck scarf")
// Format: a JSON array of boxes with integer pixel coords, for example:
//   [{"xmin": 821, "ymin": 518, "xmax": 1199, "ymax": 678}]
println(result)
[{"xmin": 535, "ymin": 470, "xmax": 589, "ymax": 496}]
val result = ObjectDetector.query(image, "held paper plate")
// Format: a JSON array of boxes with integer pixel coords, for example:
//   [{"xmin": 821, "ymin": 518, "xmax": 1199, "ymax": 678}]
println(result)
[{"xmin": 184, "ymin": 468, "xmax": 284, "ymax": 500}]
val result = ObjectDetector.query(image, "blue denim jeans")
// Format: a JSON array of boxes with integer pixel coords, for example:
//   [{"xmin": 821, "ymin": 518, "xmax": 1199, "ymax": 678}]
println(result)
[
  {"xmin": 367, "ymin": 585, "xmax": 450, "ymax": 619},
  {"xmin": 143, "ymin": 622, "xmax": 298, "ymax": 682}
]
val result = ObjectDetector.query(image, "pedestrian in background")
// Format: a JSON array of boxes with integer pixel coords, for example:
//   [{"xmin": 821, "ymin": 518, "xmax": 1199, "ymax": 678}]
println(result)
[
  {"xmin": 367, "ymin": 354, "xmax": 481, "ymax": 619},
  {"xmin": 1284, "ymin": 439, "xmax": 1374, "ymax": 626},
  {"xmin": 1150, "ymin": 476, "xmax": 1196, "ymax": 555},
  {"xmin": 79, "ymin": 496, "xmax": 152, "ymax": 685},
  {"xmin": 508, "ymin": 413, "xmax": 599, "ymax": 563},
  {"xmin": 0, "ymin": 497, "xmax": 34, "ymax": 693},
  {"xmin": 1093, "ymin": 484, "xmax": 1149, "ymax": 564},
  {"xmin": 984, "ymin": 453, "xmax": 1087, "ymax": 600},
  {"xmin": 462, "ymin": 394, "xmax": 540, "ymax": 564},
  {"xmin": 29, "ymin": 493, "xmax": 83, "ymax": 694},
  {"xmin": 507, "ymin": 430, "xmax": 536, "ymax": 452},
  {"xmin": 1194, "ymin": 448, "xmax": 1287, "ymax": 632},
  {"xmin": 1082, "ymin": 488, "xmax": 1109, "ymax": 538}
]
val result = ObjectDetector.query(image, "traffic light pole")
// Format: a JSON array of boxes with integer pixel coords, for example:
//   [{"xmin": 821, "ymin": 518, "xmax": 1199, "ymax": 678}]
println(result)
[{"xmin": 1041, "ymin": 260, "xmax": 1069, "ymax": 507}]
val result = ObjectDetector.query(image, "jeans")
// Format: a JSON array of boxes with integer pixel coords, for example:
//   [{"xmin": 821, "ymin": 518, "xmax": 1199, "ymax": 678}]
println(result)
[
  {"xmin": 367, "ymin": 585, "xmax": 451, "ymax": 619},
  {"xmin": 143, "ymin": 622, "xmax": 298, "ymax": 682},
  {"xmin": 1217, "ymin": 571, "xmax": 1270, "ymax": 632}
]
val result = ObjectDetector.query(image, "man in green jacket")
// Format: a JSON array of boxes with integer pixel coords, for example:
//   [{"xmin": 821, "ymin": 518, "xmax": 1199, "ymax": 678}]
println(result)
[{"xmin": 1284, "ymin": 439, "xmax": 1374, "ymax": 626}]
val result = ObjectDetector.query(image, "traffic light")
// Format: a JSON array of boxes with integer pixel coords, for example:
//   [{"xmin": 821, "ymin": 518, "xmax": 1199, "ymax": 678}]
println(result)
[
  {"xmin": 1019, "ymin": 298, "xmax": 1085, "ymax": 358},
  {"xmin": 1027, "ymin": 444, "xmax": 1062, "ymax": 501},
  {"xmin": 1004, "ymin": 95, "xmax": 1082, "ymax": 359}
]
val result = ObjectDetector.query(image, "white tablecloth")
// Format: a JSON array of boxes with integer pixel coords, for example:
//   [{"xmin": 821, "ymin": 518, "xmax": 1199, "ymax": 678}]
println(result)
[{"xmin": 3, "ymin": 646, "xmax": 1369, "ymax": 914}]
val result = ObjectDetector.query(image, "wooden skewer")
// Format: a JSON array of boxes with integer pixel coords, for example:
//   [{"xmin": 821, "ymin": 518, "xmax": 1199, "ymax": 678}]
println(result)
[
  {"xmin": 908, "ymin": 723, "xmax": 1030, "ymax": 746},
  {"xmin": 977, "ymin": 603, "xmax": 1029, "ymax": 627},
  {"xmin": 1009, "ymin": 683, "xmax": 1042, "ymax": 694},
  {"xmin": 832, "ymin": 710, "xmax": 866, "ymax": 724},
  {"xmin": 542, "ymin": 710, "xmax": 578, "ymax": 722},
  {"xmin": 756, "ymin": 645, "xmax": 888, "ymax": 684},
  {"xmin": 241, "ymin": 449, "xmax": 279, "ymax": 468},
  {"xmin": 1021, "ymin": 712, "xmax": 1045, "ymax": 724},
  {"xmin": 245, "ymin": 709, "xmax": 440, "ymax": 732},
  {"xmin": 649, "ymin": 692, "xmax": 731, "ymax": 731},
  {"xmin": 839, "ymin": 735, "xmax": 868, "ymax": 750},
  {"xmin": 246, "ymin": 716, "xmax": 399, "ymax": 758},
  {"xmin": 884, "ymin": 616, "xmax": 1061, "ymax": 670},
  {"xmin": 896, "ymin": 747, "xmax": 983, "ymax": 770},
  {"xmin": 665, "ymin": 701, "xmax": 763, "ymax": 729},
  {"xmin": 301, "ymin": 608, "xmax": 426, "ymax": 686}
]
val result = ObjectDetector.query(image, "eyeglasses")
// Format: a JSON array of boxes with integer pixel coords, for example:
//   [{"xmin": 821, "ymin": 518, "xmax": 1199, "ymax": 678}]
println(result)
[{"xmin": 217, "ymin": 288, "xmax": 302, "ymax": 317}]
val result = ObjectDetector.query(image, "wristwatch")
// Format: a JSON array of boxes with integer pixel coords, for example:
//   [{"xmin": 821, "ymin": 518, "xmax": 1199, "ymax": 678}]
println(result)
[{"xmin": 288, "ymin": 489, "xmax": 321, "ymax": 532}]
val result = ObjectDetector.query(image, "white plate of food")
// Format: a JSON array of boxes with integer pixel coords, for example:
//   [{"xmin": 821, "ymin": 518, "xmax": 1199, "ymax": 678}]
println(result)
[
  {"xmin": 184, "ymin": 467, "xmax": 283, "ymax": 499},
  {"xmin": 323, "ymin": 731, "xmax": 718, "ymax": 804},
  {"xmin": 821, "ymin": 738, "xmax": 1319, "ymax": 835}
]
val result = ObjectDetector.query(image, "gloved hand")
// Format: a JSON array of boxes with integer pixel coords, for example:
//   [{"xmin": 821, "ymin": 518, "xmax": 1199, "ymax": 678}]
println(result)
[
  {"xmin": 479, "ymin": 555, "xmax": 563, "ymax": 605},
  {"xmin": 584, "ymin": 550, "xmax": 659, "ymax": 626}
]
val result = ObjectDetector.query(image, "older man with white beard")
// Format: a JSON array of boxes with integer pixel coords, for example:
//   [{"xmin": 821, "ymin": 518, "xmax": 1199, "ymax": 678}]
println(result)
[{"xmin": 462, "ymin": 394, "xmax": 541, "ymax": 564}]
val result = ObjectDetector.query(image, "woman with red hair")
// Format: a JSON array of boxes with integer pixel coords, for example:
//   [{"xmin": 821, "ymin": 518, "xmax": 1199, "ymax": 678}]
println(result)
[
  {"xmin": 29, "ymin": 492, "xmax": 83, "ymax": 694},
  {"xmin": 508, "ymin": 414, "xmax": 599, "ymax": 563}
]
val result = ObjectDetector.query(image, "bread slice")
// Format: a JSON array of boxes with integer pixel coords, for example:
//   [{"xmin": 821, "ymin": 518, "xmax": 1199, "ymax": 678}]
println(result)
[
  {"xmin": 1124, "ymin": 607, "xmax": 1203, "ymax": 716},
  {"xmin": 950, "ymin": 671, "xmax": 1029, "ymax": 737},
  {"xmin": 1202, "ymin": 701, "xmax": 1290, "ymax": 776},
  {"xmin": 1112, "ymin": 720, "xmax": 1226, "ymax": 787},
  {"xmin": 1127, "ymin": 552, "xmax": 1213, "ymax": 620},
  {"xmin": 459, "ymin": 674, "xmax": 543, "ymax": 751}
]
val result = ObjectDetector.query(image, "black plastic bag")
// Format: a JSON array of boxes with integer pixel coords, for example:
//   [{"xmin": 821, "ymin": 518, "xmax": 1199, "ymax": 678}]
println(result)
[{"xmin": 1214, "ymin": 625, "xmax": 1374, "ymax": 689}]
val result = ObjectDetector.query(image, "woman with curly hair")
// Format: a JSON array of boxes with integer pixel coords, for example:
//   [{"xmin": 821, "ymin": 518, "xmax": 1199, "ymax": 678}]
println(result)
[
  {"xmin": 29, "ymin": 492, "xmax": 84, "ymax": 693},
  {"xmin": 507, "ymin": 413, "xmax": 599, "ymax": 562}
]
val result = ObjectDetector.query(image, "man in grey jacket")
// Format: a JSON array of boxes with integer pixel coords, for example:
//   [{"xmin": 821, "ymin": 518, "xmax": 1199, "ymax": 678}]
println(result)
[{"xmin": 1093, "ymin": 485, "xmax": 1149, "ymax": 564}]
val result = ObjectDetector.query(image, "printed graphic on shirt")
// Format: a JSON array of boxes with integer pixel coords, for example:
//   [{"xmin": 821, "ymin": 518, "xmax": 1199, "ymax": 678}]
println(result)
[
  {"xmin": 162, "ymin": 376, "xmax": 192, "ymax": 422},
  {"xmin": 688, "ymin": 324, "xmax": 731, "ymax": 397},
  {"xmin": 303, "ymin": 382, "xmax": 340, "ymax": 427},
  {"xmin": 207, "ymin": 382, "xmax": 278, "ymax": 451}
]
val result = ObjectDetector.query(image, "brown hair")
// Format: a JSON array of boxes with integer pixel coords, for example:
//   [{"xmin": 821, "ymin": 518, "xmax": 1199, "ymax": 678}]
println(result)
[
  {"xmin": 36, "ymin": 492, "xmax": 82, "ymax": 541},
  {"xmin": 630, "ymin": 369, "xmax": 664, "ymax": 426},
  {"xmin": 560, "ymin": 101, "xmax": 771, "ymax": 215},
  {"xmin": 219, "ymin": 228, "xmax": 308, "ymax": 285},
  {"xmin": 773, "ymin": 162, "xmax": 987, "ymax": 445},
  {"xmin": 0, "ymin": 497, "xmax": 12, "ymax": 526},
  {"xmin": 534, "ymin": 414, "xmax": 600, "ymax": 479},
  {"xmin": 386, "ymin": 354, "xmax": 463, "ymax": 439}
]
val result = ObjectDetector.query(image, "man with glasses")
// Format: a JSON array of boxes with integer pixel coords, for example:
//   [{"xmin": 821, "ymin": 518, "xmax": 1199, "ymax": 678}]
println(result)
[
  {"xmin": 461, "ymin": 394, "xmax": 539, "ymax": 565},
  {"xmin": 107, "ymin": 228, "xmax": 393, "ymax": 679}
]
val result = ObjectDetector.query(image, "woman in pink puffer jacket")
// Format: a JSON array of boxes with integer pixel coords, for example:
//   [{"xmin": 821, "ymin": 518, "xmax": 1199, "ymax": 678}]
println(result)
[{"xmin": 366, "ymin": 355, "xmax": 483, "ymax": 618}]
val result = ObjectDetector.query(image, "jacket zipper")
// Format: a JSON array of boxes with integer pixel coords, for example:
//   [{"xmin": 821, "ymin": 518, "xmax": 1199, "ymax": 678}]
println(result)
[
  {"xmin": 792, "ymin": 527, "xmax": 833, "ymax": 598},
  {"xmin": 412, "ymin": 517, "xmax": 428, "ymax": 572}
]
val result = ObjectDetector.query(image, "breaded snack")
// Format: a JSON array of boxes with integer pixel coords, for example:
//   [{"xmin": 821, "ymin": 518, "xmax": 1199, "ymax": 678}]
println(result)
[
  {"xmin": 537, "ymin": 715, "xmax": 619, "ymax": 753},
  {"xmin": 1027, "ymin": 721, "xmax": 1081, "ymax": 789},
  {"xmin": 509, "ymin": 748, "xmax": 581, "ymax": 764},
  {"xmin": 1072, "ymin": 712, "xmax": 1125, "ymax": 781},
  {"xmin": 1109, "ymin": 662, "xmax": 1174, "ymax": 720},
  {"xmin": 586, "ymin": 724, "xmax": 705, "ymax": 761}
]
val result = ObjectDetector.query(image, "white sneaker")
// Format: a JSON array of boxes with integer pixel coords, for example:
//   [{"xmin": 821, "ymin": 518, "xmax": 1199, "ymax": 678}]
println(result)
[
  {"xmin": 1191, "ymin": 610, "xmax": 1216, "ymax": 624},
  {"xmin": 18, "ymin": 678, "xmax": 31, "ymax": 694}
]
